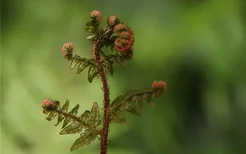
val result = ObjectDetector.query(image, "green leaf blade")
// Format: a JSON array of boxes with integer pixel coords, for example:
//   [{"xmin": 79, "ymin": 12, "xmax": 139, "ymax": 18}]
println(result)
[
  {"xmin": 55, "ymin": 99, "xmax": 70, "ymax": 126},
  {"xmin": 126, "ymin": 102, "xmax": 143, "ymax": 116},
  {"xmin": 70, "ymin": 129, "xmax": 99, "ymax": 151},
  {"xmin": 70, "ymin": 59, "xmax": 80, "ymax": 69},
  {"xmin": 60, "ymin": 122, "xmax": 83, "ymax": 135},
  {"xmin": 87, "ymin": 102, "xmax": 101, "ymax": 127},
  {"xmin": 77, "ymin": 62, "xmax": 90, "ymax": 74},
  {"xmin": 46, "ymin": 112, "xmax": 58, "ymax": 121},
  {"xmin": 110, "ymin": 112, "xmax": 126, "ymax": 124},
  {"xmin": 88, "ymin": 66, "xmax": 98, "ymax": 83},
  {"xmin": 62, "ymin": 104, "xmax": 80, "ymax": 128}
]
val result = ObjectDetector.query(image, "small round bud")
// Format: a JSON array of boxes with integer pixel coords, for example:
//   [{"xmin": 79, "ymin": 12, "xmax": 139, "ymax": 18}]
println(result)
[
  {"xmin": 152, "ymin": 81, "xmax": 166, "ymax": 90},
  {"xmin": 90, "ymin": 10, "xmax": 102, "ymax": 21},
  {"xmin": 42, "ymin": 99, "xmax": 55, "ymax": 108},
  {"xmin": 152, "ymin": 81, "xmax": 167, "ymax": 97},
  {"xmin": 42, "ymin": 99, "xmax": 58, "ymax": 113},
  {"xmin": 62, "ymin": 42, "xmax": 74, "ymax": 60},
  {"xmin": 107, "ymin": 16, "xmax": 119, "ymax": 26}
]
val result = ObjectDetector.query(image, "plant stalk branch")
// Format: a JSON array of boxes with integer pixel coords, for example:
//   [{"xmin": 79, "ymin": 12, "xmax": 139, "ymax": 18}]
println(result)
[
  {"xmin": 93, "ymin": 33, "xmax": 111, "ymax": 154},
  {"xmin": 55, "ymin": 110, "xmax": 92, "ymax": 128}
]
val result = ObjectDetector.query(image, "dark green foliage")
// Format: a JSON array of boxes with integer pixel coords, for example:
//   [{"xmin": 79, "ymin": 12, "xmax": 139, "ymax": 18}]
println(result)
[
  {"xmin": 85, "ymin": 26, "xmax": 96, "ymax": 33},
  {"xmin": 106, "ymin": 54, "xmax": 132, "ymax": 66},
  {"xmin": 43, "ymin": 99, "xmax": 101, "ymax": 151},
  {"xmin": 77, "ymin": 60, "xmax": 93, "ymax": 74},
  {"xmin": 88, "ymin": 65, "xmax": 98, "ymax": 83},
  {"xmin": 69, "ymin": 53, "xmax": 131, "ymax": 81},
  {"xmin": 69, "ymin": 55, "xmax": 99, "ymax": 82},
  {"xmin": 103, "ymin": 35, "xmax": 117, "ymax": 50},
  {"xmin": 85, "ymin": 19, "xmax": 100, "ymax": 33},
  {"xmin": 103, "ymin": 59, "xmax": 114, "ymax": 76}
]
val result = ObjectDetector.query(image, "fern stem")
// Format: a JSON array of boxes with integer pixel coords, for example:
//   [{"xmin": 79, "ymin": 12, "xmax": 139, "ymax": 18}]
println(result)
[
  {"xmin": 93, "ymin": 30, "xmax": 111, "ymax": 154},
  {"xmin": 55, "ymin": 109, "xmax": 91, "ymax": 128},
  {"xmin": 55, "ymin": 110, "xmax": 82, "ymax": 123}
]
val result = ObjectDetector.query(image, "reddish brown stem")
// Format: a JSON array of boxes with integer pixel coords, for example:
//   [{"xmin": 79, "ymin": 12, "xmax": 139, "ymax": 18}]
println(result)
[{"xmin": 93, "ymin": 39, "xmax": 110, "ymax": 154}]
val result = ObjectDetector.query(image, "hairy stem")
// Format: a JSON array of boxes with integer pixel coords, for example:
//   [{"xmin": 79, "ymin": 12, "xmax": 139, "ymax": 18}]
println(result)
[{"xmin": 93, "ymin": 35, "xmax": 111, "ymax": 154}]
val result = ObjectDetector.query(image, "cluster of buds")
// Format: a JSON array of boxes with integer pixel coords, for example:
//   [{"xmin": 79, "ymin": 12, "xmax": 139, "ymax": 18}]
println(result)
[
  {"xmin": 152, "ymin": 81, "xmax": 167, "ymax": 97},
  {"xmin": 113, "ymin": 23, "xmax": 134, "ymax": 56},
  {"xmin": 86, "ymin": 10, "xmax": 135, "ymax": 57}
]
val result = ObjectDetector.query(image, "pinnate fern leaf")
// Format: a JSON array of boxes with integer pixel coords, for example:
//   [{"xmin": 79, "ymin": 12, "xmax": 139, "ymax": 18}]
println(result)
[
  {"xmin": 110, "ymin": 86, "xmax": 164, "ymax": 123},
  {"xmin": 69, "ymin": 55, "xmax": 99, "ymax": 83},
  {"xmin": 70, "ymin": 129, "xmax": 99, "ymax": 151},
  {"xmin": 42, "ymin": 99, "xmax": 101, "ymax": 151}
]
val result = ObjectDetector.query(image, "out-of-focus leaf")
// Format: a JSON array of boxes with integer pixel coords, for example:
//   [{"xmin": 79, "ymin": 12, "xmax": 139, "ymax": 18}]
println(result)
[
  {"xmin": 86, "ymin": 21, "xmax": 93, "ymax": 26},
  {"xmin": 110, "ymin": 95, "xmax": 125, "ymax": 109},
  {"xmin": 110, "ymin": 112, "xmax": 126, "ymax": 124},
  {"xmin": 107, "ymin": 54, "xmax": 128, "ymax": 66},
  {"xmin": 70, "ymin": 129, "xmax": 99, "ymax": 151},
  {"xmin": 126, "ymin": 101, "xmax": 144, "ymax": 116},
  {"xmin": 106, "ymin": 61, "xmax": 114, "ymax": 76},
  {"xmin": 110, "ymin": 89, "xmax": 155, "ymax": 123},
  {"xmin": 110, "ymin": 90, "xmax": 138, "ymax": 110},
  {"xmin": 109, "ymin": 44, "xmax": 114, "ymax": 51}
]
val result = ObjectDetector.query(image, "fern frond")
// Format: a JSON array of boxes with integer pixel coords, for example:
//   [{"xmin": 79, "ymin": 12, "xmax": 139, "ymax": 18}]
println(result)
[{"xmin": 42, "ymin": 99, "xmax": 101, "ymax": 151}]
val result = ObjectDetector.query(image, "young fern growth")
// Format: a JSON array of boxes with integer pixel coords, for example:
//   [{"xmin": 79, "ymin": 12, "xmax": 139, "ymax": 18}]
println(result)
[
  {"xmin": 41, "ymin": 10, "xmax": 167, "ymax": 154},
  {"xmin": 42, "ymin": 99, "xmax": 101, "ymax": 151}
]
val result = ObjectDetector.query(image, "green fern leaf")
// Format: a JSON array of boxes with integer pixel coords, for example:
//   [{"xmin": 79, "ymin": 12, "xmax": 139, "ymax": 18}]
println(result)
[
  {"xmin": 88, "ymin": 66, "xmax": 98, "ymax": 83},
  {"xmin": 70, "ymin": 129, "xmax": 99, "ymax": 151},
  {"xmin": 60, "ymin": 122, "xmax": 83, "ymax": 135},
  {"xmin": 62, "ymin": 104, "xmax": 80, "ymax": 128},
  {"xmin": 55, "ymin": 99, "xmax": 69, "ymax": 126}
]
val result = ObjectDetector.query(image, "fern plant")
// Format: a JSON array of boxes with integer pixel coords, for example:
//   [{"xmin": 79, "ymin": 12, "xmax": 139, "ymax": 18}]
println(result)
[{"xmin": 41, "ymin": 10, "xmax": 166, "ymax": 154}]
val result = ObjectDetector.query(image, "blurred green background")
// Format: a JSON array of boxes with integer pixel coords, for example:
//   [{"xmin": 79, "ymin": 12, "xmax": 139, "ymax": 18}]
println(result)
[{"xmin": 1, "ymin": 0, "xmax": 246, "ymax": 154}]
